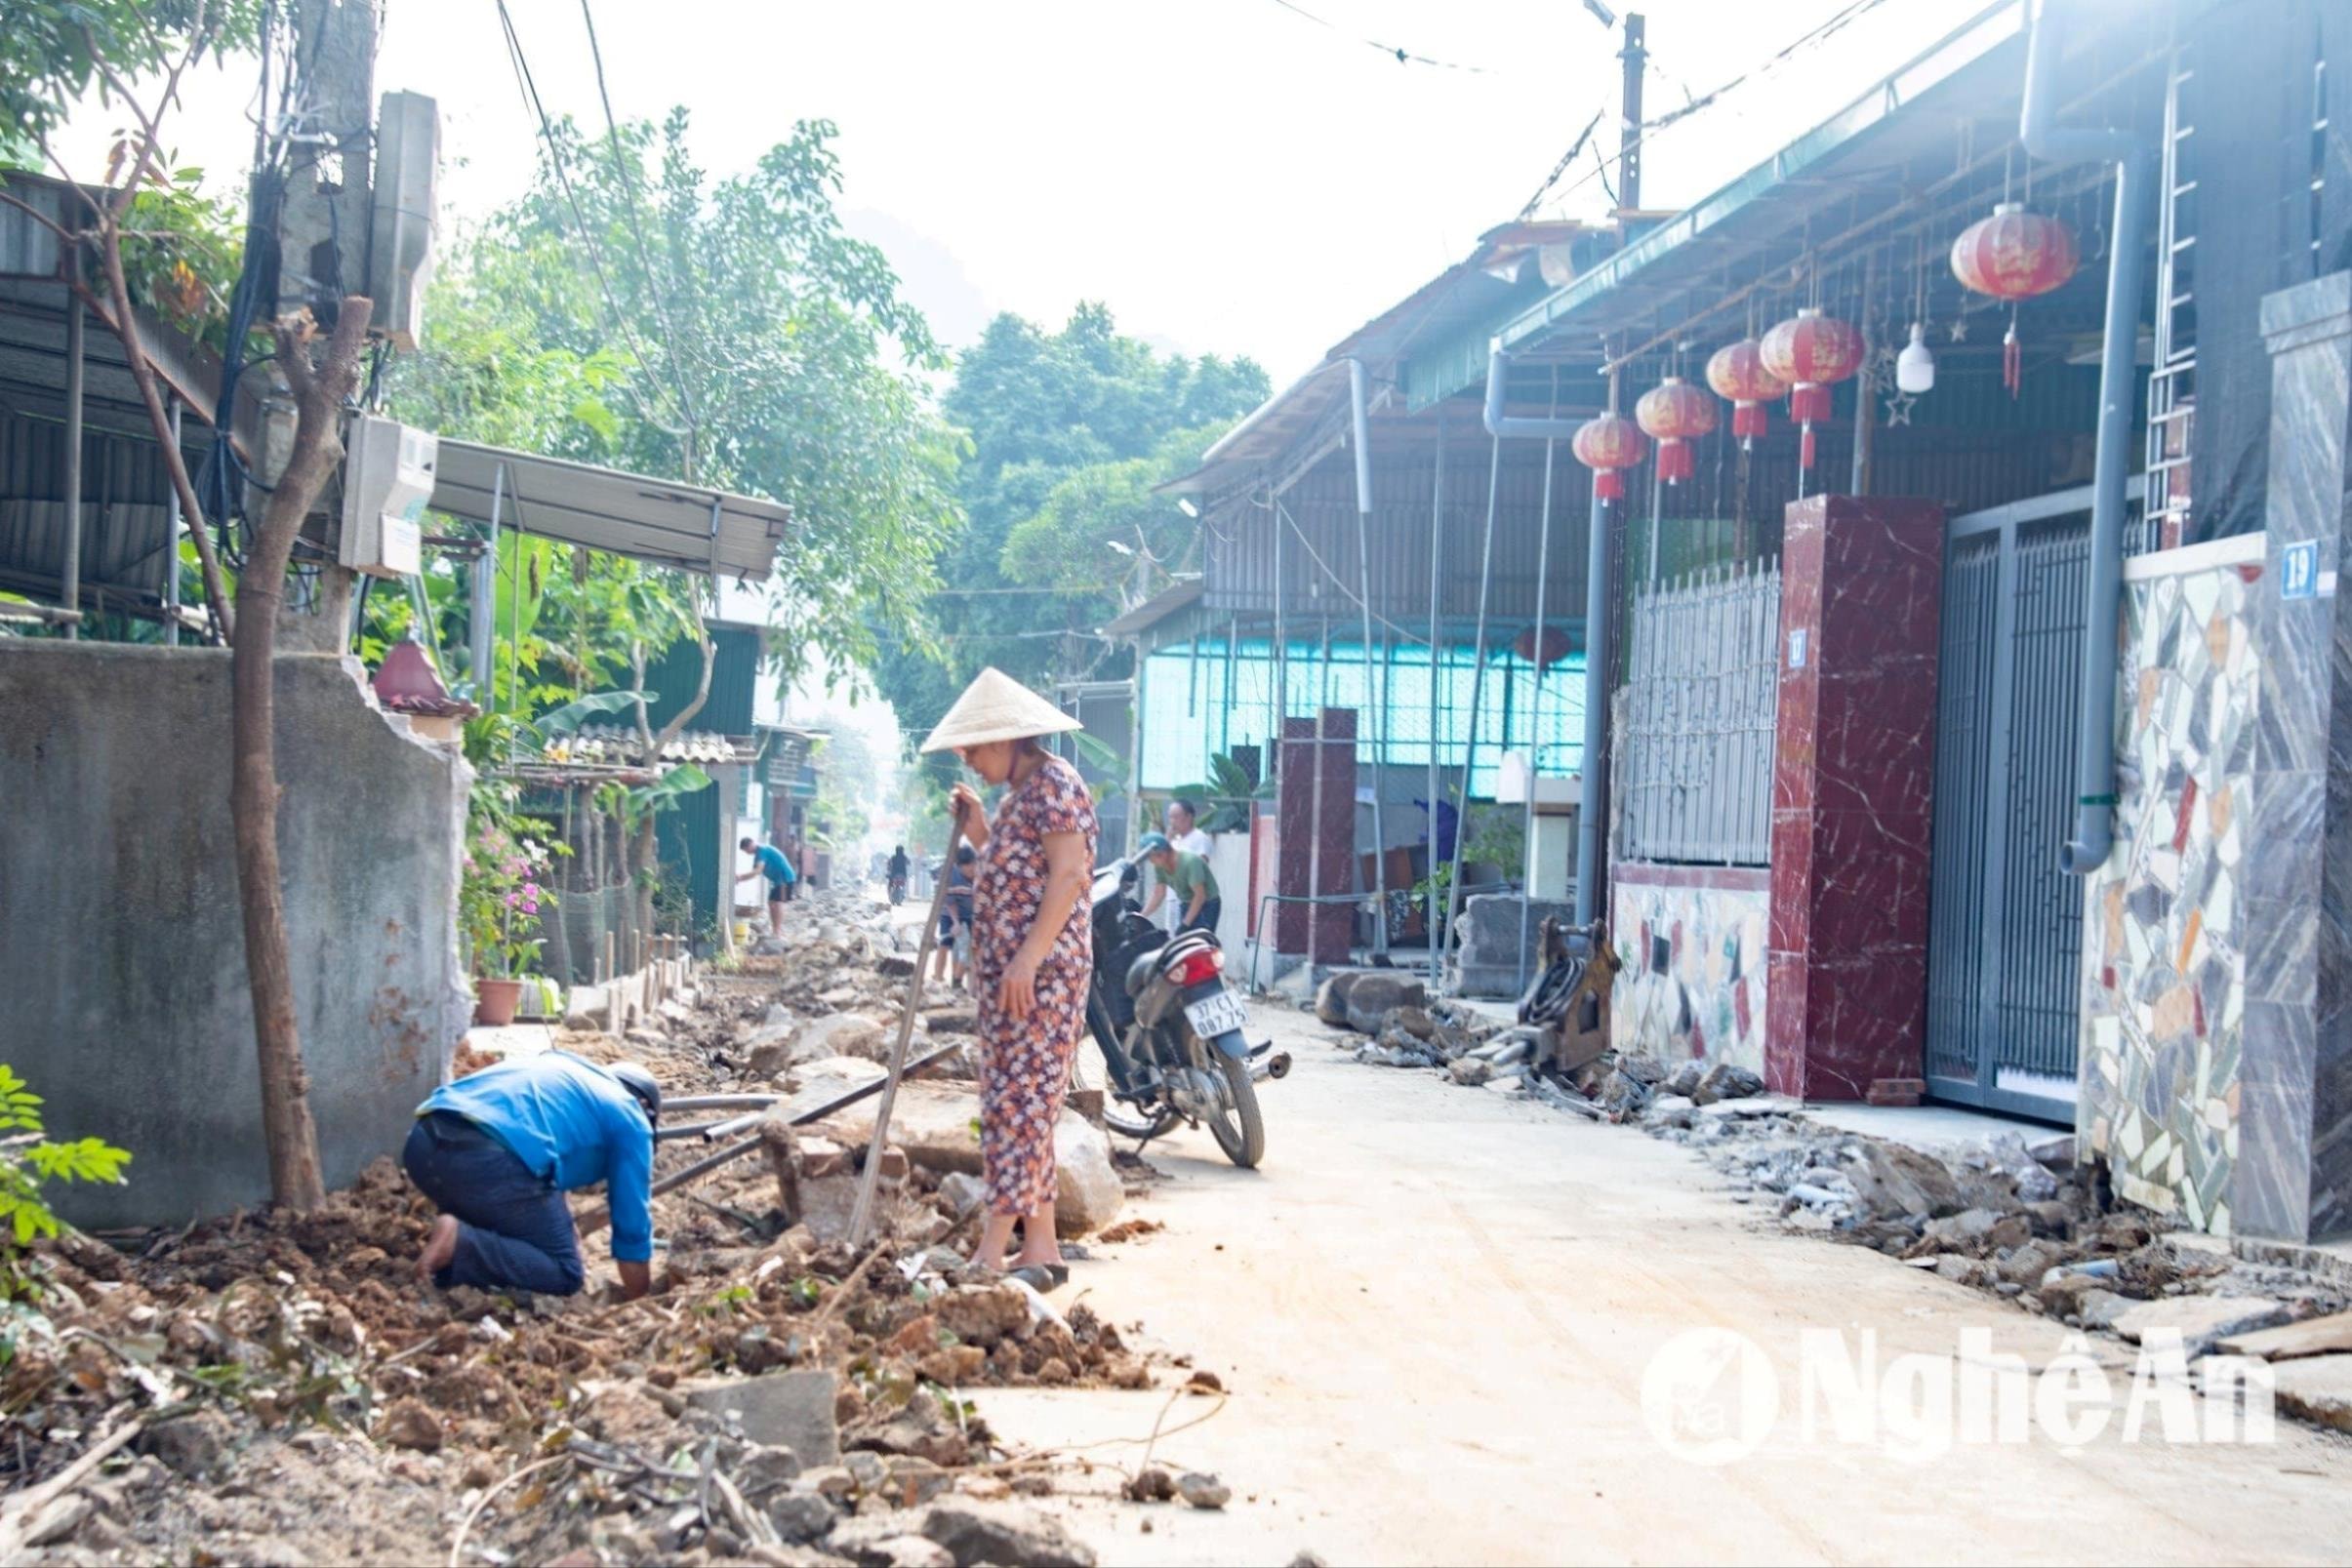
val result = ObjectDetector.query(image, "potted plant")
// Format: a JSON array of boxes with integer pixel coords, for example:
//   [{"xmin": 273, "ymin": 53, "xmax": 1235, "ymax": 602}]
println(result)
[{"xmin": 462, "ymin": 786, "xmax": 561, "ymax": 1025}]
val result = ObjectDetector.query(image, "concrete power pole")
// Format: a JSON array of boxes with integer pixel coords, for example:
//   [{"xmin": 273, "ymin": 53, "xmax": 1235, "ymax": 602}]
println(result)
[
  {"xmin": 1617, "ymin": 13, "xmax": 1646, "ymax": 217},
  {"xmin": 273, "ymin": 0, "xmax": 383, "ymax": 650}
]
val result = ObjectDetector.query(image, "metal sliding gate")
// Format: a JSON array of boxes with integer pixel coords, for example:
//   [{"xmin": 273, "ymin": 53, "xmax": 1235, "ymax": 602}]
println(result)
[{"xmin": 1924, "ymin": 492, "xmax": 2097, "ymax": 1124}]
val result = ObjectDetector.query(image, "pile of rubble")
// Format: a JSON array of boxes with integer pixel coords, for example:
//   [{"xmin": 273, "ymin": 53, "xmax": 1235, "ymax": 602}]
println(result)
[
  {"xmin": 0, "ymin": 891, "xmax": 1201, "ymax": 1565},
  {"xmin": 1312, "ymin": 971, "xmax": 2352, "ymax": 1429}
]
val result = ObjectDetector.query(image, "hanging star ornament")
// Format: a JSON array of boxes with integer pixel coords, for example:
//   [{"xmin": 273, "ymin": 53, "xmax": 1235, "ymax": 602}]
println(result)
[
  {"xmin": 1949, "ymin": 316, "xmax": 1969, "ymax": 343},
  {"xmin": 1882, "ymin": 390, "xmax": 1917, "ymax": 426}
]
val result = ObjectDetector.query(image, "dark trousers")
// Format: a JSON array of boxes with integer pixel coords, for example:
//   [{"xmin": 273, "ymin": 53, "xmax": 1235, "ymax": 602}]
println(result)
[
  {"xmin": 1182, "ymin": 898, "xmax": 1223, "ymax": 934},
  {"xmin": 401, "ymin": 1115, "xmax": 586, "ymax": 1296},
  {"xmin": 782, "ymin": 877, "xmax": 798, "ymax": 903}
]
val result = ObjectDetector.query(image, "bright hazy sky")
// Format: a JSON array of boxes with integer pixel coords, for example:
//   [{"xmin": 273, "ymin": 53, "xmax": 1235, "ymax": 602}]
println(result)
[{"xmin": 76, "ymin": 0, "xmax": 1993, "ymax": 382}]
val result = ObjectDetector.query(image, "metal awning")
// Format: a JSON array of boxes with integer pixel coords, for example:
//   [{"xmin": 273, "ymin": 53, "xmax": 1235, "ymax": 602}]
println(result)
[{"xmin": 430, "ymin": 439, "xmax": 791, "ymax": 581}]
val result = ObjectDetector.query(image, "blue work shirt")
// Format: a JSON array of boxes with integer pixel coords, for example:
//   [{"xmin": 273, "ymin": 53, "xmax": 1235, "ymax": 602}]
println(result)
[
  {"xmin": 419, "ymin": 1052, "xmax": 655, "ymax": 1263},
  {"xmin": 753, "ymin": 844, "xmax": 795, "ymax": 884}
]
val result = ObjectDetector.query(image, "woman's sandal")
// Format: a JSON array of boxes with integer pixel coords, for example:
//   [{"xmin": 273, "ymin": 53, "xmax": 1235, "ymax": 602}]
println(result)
[{"xmin": 1006, "ymin": 1262, "xmax": 1071, "ymax": 1292}]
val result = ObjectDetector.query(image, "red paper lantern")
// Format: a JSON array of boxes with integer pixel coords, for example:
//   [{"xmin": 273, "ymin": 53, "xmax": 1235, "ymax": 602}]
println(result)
[
  {"xmin": 1760, "ymin": 307, "xmax": 1864, "ymax": 470},
  {"xmin": 1514, "ymin": 623, "xmax": 1571, "ymax": 670},
  {"xmin": 1635, "ymin": 377, "xmax": 1718, "ymax": 485},
  {"xmin": 1951, "ymin": 202, "xmax": 2080, "ymax": 398},
  {"xmin": 1949, "ymin": 202, "xmax": 2079, "ymax": 301},
  {"xmin": 1705, "ymin": 339, "xmax": 1786, "ymax": 448},
  {"xmin": 1571, "ymin": 412, "xmax": 1647, "ymax": 503}
]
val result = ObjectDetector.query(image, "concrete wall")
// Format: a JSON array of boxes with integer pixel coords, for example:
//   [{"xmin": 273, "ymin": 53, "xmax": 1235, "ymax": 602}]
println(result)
[
  {"xmin": 0, "ymin": 644, "xmax": 470, "ymax": 1226},
  {"xmin": 1610, "ymin": 864, "xmax": 1771, "ymax": 1073}
]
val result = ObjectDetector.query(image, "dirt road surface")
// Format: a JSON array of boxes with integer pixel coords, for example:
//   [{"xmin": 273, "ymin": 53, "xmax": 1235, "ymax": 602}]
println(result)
[{"xmin": 985, "ymin": 1005, "xmax": 2352, "ymax": 1566}]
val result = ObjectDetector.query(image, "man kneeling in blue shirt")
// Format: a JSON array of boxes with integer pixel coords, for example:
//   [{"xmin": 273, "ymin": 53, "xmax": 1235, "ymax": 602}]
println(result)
[{"xmin": 404, "ymin": 1053, "xmax": 661, "ymax": 1300}]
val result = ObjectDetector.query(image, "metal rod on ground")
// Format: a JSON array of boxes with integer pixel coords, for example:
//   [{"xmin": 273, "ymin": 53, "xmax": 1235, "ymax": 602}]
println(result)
[
  {"xmin": 1517, "ymin": 431, "xmax": 1560, "ymax": 997},
  {"xmin": 588, "ymin": 1046, "xmax": 962, "ymax": 1223},
  {"xmin": 697, "ymin": 1043, "xmax": 961, "ymax": 1142},
  {"xmin": 846, "ymin": 827, "xmax": 959, "ymax": 1246},
  {"xmin": 1440, "ymin": 431, "xmax": 1506, "ymax": 994}
]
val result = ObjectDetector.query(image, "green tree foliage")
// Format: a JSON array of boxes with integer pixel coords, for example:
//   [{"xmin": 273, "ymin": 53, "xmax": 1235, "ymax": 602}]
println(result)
[
  {"xmin": 871, "ymin": 304, "xmax": 1266, "ymax": 753},
  {"xmin": 389, "ymin": 111, "xmax": 961, "ymax": 689},
  {"xmin": 0, "ymin": 1065, "xmax": 131, "ymax": 1301},
  {"xmin": 0, "ymin": 1, "xmax": 261, "ymax": 167}
]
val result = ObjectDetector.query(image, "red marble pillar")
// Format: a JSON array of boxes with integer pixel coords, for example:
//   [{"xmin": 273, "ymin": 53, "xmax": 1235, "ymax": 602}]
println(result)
[
  {"xmin": 1276, "ymin": 709, "xmax": 1357, "ymax": 961},
  {"xmin": 1764, "ymin": 496, "xmax": 1945, "ymax": 1100}
]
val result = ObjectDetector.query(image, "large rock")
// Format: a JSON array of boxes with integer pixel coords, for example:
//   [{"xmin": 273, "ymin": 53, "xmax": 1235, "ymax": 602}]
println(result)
[
  {"xmin": 1343, "ymin": 973, "xmax": 1428, "ymax": 1034},
  {"xmin": 1313, "ymin": 972, "xmax": 1363, "ymax": 1028},
  {"xmin": 683, "ymin": 1369, "xmax": 841, "ymax": 1466},
  {"xmin": 785, "ymin": 1056, "xmax": 890, "ymax": 1117},
  {"xmin": 1054, "ymin": 1115, "xmax": 1123, "ymax": 1237}
]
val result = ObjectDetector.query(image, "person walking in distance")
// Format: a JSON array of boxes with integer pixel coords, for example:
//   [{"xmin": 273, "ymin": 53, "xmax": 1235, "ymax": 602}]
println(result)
[
  {"xmin": 922, "ymin": 668, "xmax": 1096, "ymax": 1282},
  {"xmin": 737, "ymin": 835, "xmax": 795, "ymax": 934}
]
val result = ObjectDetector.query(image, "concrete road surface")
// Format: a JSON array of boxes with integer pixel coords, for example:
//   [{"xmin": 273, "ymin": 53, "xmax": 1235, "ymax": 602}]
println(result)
[{"xmin": 982, "ymin": 1005, "xmax": 2352, "ymax": 1566}]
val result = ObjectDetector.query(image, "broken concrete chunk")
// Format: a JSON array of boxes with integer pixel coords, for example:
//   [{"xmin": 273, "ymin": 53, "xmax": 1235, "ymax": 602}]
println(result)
[
  {"xmin": 1646, "ymin": 1094, "xmax": 1696, "ymax": 1129},
  {"xmin": 2218, "ymin": 1309, "xmax": 2352, "ymax": 1362},
  {"xmin": 1842, "ymin": 1140, "xmax": 1964, "ymax": 1221},
  {"xmin": 1177, "ymin": 1471, "xmax": 1232, "ymax": 1509},
  {"xmin": 932, "ymin": 1285, "xmax": 1031, "ymax": 1348},
  {"xmin": 1386, "ymin": 1005, "xmax": 1439, "ymax": 1041},
  {"xmin": 2270, "ymin": 1353, "xmax": 2352, "ymax": 1432},
  {"xmin": 1691, "ymin": 1061, "xmax": 1764, "ymax": 1105},
  {"xmin": 1448, "ymin": 1058, "xmax": 1496, "ymax": 1087},
  {"xmin": 919, "ymin": 1497, "xmax": 1098, "ymax": 1568},
  {"xmin": 2110, "ymin": 1296, "xmax": 2290, "ymax": 1357},
  {"xmin": 1662, "ymin": 1061, "xmax": 1704, "ymax": 1099},
  {"xmin": 795, "ymin": 1012, "xmax": 887, "ymax": 1064},
  {"xmin": 683, "ymin": 1369, "xmax": 842, "ymax": 1467}
]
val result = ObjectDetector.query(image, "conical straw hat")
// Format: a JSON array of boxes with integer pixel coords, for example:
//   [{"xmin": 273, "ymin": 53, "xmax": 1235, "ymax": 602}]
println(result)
[{"xmin": 919, "ymin": 667, "xmax": 1082, "ymax": 752}]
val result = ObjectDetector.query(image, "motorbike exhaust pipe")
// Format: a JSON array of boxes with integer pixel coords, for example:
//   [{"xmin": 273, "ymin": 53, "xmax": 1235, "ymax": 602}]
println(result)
[{"xmin": 1251, "ymin": 1051, "xmax": 1292, "ymax": 1082}]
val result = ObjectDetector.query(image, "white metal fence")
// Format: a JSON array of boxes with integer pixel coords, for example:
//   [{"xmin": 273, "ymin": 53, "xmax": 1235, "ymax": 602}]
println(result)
[{"xmin": 1619, "ymin": 559, "xmax": 1780, "ymax": 866}]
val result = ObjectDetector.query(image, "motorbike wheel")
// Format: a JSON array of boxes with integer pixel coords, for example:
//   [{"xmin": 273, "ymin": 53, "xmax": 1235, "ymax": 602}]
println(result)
[
  {"xmin": 1201, "ymin": 1049, "xmax": 1266, "ymax": 1170},
  {"xmin": 1102, "ymin": 1100, "xmax": 1181, "ymax": 1142}
]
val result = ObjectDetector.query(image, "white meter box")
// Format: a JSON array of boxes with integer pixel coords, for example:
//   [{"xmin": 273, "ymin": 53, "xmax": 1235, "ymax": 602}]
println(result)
[{"xmin": 339, "ymin": 414, "xmax": 437, "ymax": 578}]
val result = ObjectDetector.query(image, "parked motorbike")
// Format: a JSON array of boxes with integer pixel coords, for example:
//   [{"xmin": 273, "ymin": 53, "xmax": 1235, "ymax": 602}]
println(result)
[{"xmin": 1082, "ymin": 854, "xmax": 1284, "ymax": 1168}]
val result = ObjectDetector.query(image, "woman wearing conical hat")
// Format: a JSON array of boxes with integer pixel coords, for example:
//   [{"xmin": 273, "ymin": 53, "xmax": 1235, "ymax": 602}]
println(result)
[{"xmin": 922, "ymin": 668, "xmax": 1099, "ymax": 1278}]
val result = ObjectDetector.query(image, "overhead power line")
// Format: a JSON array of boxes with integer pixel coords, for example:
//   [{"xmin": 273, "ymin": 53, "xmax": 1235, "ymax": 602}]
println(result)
[
  {"xmin": 576, "ymin": 0, "xmax": 705, "ymax": 470},
  {"xmin": 1261, "ymin": 0, "xmax": 1503, "ymax": 75},
  {"xmin": 494, "ymin": 0, "xmax": 695, "ymax": 441}
]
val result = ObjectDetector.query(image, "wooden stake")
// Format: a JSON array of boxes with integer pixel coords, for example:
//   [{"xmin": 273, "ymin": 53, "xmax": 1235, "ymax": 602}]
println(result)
[{"xmin": 847, "ymin": 838, "xmax": 957, "ymax": 1246}]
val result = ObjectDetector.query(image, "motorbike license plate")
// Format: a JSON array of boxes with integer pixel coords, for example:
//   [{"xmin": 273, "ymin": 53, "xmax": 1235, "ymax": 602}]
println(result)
[{"xmin": 1184, "ymin": 989, "xmax": 1249, "ymax": 1040}]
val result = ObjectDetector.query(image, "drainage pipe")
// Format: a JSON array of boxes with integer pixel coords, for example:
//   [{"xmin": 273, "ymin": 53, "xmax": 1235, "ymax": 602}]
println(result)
[
  {"xmin": 2022, "ymin": 0, "xmax": 2153, "ymax": 876},
  {"xmin": 1347, "ymin": 358, "xmax": 1389, "ymax": 956}
]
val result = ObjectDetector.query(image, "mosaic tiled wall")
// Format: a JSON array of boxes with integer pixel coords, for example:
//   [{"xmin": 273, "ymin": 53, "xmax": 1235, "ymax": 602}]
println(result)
[
  {"xmin": 2079, "ymin": 537, "xmax": 2264, "ymax": 1235},
  {"xmin": 1611, "ymin": 864, "xmax": 1770, "ymax": 1072}
]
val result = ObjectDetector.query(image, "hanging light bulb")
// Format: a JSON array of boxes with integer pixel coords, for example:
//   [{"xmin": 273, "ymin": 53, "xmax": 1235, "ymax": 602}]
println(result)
[{"xmin": 1896, "ymin": 321, "xmax": 1936, "ymax": 394}]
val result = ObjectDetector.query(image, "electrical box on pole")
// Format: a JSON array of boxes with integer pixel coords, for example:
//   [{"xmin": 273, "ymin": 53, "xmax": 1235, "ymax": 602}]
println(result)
[
  {"xmin": 337, "ymin": 415, "xmax": 436, "ymax": 578},
  {"xmin": 366, "ymin": 91, "xmax": 439, "ymax": 349}
]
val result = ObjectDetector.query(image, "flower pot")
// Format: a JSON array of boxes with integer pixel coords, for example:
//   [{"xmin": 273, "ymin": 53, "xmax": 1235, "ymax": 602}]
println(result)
[{"xmin": 472, "ymin": 977, "xmax": 525, "ymax": 1026}]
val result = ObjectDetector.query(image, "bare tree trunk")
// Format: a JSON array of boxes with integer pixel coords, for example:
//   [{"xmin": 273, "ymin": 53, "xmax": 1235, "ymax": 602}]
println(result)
[{"xmin": 231, "ymin": 298, "xmax": 373, "ymax": 1212}]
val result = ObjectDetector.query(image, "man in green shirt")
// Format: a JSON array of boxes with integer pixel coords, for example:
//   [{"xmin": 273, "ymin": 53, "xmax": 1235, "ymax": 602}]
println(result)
[{"xmin": 1140, "ymin": 832, "xmax": 1222, "ymax": 934}]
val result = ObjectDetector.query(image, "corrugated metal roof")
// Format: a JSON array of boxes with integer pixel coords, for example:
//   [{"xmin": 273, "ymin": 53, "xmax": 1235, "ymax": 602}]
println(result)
[
  {"xmin": 431, "ymin": 439, "xmax": 791, "ymax": 581},
  {"xmin": 1101, "ymin": 579, "xmax": 1204, "ymax": 638}
]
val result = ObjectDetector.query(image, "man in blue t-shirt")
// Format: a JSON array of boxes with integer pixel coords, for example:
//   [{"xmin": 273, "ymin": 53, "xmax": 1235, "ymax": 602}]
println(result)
[
  {"xmin": 738, "ymin": 834, "xmax": 797, "ymax": 934},
  {"xmin": 405, "ymin": 1053, "xmax": 660, "ymax": 1299}
]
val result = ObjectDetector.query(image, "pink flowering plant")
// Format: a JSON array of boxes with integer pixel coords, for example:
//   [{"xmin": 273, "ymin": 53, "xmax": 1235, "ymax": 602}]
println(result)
[{"xmin": 461, "ymin": 784, "xmax": 565, "ymax": 979}]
